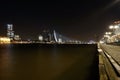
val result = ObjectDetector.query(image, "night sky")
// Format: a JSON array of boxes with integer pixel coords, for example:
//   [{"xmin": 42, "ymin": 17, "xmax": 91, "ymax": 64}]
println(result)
[{"xmin": 0, "ymin": 0, "xmax": 120, "ymax": 41}]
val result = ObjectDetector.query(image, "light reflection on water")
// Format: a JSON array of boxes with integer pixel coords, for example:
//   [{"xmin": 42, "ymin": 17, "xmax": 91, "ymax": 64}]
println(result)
[
  {"xmin": 0, "ymin": 45, "xmax": 13, "ymax": 79},
  {"xmin": 0, "ymin": 44, "xmax": 98, "ymax": 80}
]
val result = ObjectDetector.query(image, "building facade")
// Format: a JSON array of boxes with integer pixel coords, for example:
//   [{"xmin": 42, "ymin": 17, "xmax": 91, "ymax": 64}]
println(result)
[{"xmin": 7, "ymin": 24, "xmax": 14, "ymax": 41}]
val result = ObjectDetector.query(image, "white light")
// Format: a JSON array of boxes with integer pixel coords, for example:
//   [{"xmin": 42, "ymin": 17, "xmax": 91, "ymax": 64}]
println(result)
[
  {"xmin": 109, "ymin": 25, "xmax": 113, "ymax": 29},
  {"xmin": 99, "ymin": 41, "xmax": 104, "ymax": 44},
  {"xmin": 58, "ymin": 38, "xmax": 62, "ymax": 43},
  {"xmin": 105, "ymin": 32, "xmax": 112, "ymax": 35},
  {"xmin": 114, "ymin": 25, "xmax": 119, "ymax": 29},
  {"xmin": 98, "ymin": 49, "xmax": 103, "ymax": 52},
  {"xmin": 39, "ymin": 35, "xmax": 43, "ymax": 41}
]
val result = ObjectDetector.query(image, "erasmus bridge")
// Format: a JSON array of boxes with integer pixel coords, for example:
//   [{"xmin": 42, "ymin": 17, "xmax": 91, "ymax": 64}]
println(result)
[
  {"xmin": 41, "ymin": 30, "xmax": 81, "ymax": 44},
  {"xmin": 7, "ymin": 30, "xmax": 82, "ymax": 44},
  {"xmin": 53, "ymin": 30, "xmax": 79, "ymax": 43}
]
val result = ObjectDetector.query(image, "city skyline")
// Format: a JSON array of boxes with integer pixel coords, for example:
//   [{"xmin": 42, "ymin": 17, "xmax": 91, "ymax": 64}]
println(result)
[{"xmin": 0, "ymin": 0, "xmax": 120, "ymax": 40}]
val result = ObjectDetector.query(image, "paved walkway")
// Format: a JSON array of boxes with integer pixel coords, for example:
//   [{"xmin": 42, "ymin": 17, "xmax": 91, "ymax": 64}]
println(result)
[{"xmin": 100, "ymin": 44, "xmax": 120, "ymax": 65}]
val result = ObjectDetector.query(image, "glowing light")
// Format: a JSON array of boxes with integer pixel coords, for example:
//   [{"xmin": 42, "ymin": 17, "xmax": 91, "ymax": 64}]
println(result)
[
  {"xmin": 105, "ymin": 32, "xmax": 112, "ymax": 35},
  {"xmin": 98, "ymin": 49, "xmax": 103, "ymax": 52},
  {"xmin": 39, "ymin": 35, "xmax": 43, "ymax": 41},
  {"xmin": 114, "ymin": 25, "xmax": 119, "ymax": 29},
  {"xmin": 0, "ymin": 37, "xmax": 11, "ymax": 44},
  {"xmin": 109, "ymin": 25, "xmax": 114, "ymax": 29},
  {"xmin": 58, "ymin": 38, "xmax": 62, "ymax": 43},
  {"xmin": 99, "ymin": 41, "xmax": 104, "ymax": 44},
  {"xmin": 109, "ymin": 25, "xmax": 119, "ymax": 29}
]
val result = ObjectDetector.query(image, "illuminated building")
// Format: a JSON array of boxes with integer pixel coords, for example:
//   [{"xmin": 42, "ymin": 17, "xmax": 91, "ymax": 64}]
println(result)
[
  {"xmin": 0, "ymin": 37, "xmax": 10, "ymax": 44},
  {"xmin": 105, "ymin": 21, "xmax": 120, "ymax": 43},
  {"xmin": 7, "ymin": 24, "xmax": 14, "ymax": 41},
  {"xmin": 14, "ymin": 35, "xmax": 21, "ymax": 41}
]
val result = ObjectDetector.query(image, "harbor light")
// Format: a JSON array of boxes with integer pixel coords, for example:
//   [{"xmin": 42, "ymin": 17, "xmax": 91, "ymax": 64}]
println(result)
[
  {"xmin": 109, "ymin": 25, "xmax": 114, "ymax": 29},
  {"xmin": 114, "ymin": 25, "xmax": 119, "ymax": 29},
  {"xmin": 38, "ymin": 35, "xmax": 43, "ymax": 41},
  {"xmin": 0, "ymin": 37, "xmax": 11, "ymax": 44},
  {"xmin": 109, "ymin": 25, "xmax": 119, "ymax": 29},
  {"xmin": 105, "ymin": 32, "xmax": 112, "ymax": 35}
]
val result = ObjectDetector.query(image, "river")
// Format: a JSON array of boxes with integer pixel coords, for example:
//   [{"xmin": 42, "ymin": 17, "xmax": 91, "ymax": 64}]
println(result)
[{"xmin": 0, "ymin": 44, "xmax": 99, "ymax": 80}]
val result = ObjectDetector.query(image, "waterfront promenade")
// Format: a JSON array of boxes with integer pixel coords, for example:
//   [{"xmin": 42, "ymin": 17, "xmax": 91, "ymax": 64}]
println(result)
[
  {"xmin": 99, "ymin": 43, "xmax": 120, "ymax": 80},
  {"xmin": 100, "ymin": 44, "xmax": 120, "ymax": 65}
]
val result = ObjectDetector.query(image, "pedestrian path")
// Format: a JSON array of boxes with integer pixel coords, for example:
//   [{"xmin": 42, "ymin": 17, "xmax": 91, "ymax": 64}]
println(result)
[{"xmin": 100, "ymin": 44, "xmax": 120, "ymax": 65}]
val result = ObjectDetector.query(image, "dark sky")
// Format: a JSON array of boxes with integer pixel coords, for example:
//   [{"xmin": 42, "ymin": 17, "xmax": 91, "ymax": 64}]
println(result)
[{"xmin": 0, "ymin": 0, "xmax": 120, "ymax": 41}]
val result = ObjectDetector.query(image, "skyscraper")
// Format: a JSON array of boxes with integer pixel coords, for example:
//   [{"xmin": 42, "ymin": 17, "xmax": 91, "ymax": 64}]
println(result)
[{"xmin": 7, "ymin": 24, "xmax": 14, "ymax": 41}]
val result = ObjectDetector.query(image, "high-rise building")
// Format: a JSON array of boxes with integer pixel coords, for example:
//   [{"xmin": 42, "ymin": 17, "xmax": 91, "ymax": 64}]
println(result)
[{"xmin": 7, "ymin": 24, "xmax": 14, "ymax": 41}]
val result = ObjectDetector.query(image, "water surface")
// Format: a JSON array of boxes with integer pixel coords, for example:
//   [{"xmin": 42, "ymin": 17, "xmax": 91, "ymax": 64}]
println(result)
[{"xmin": 0, "ymin": 44, "xmax": 98, "ymax": 80}]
